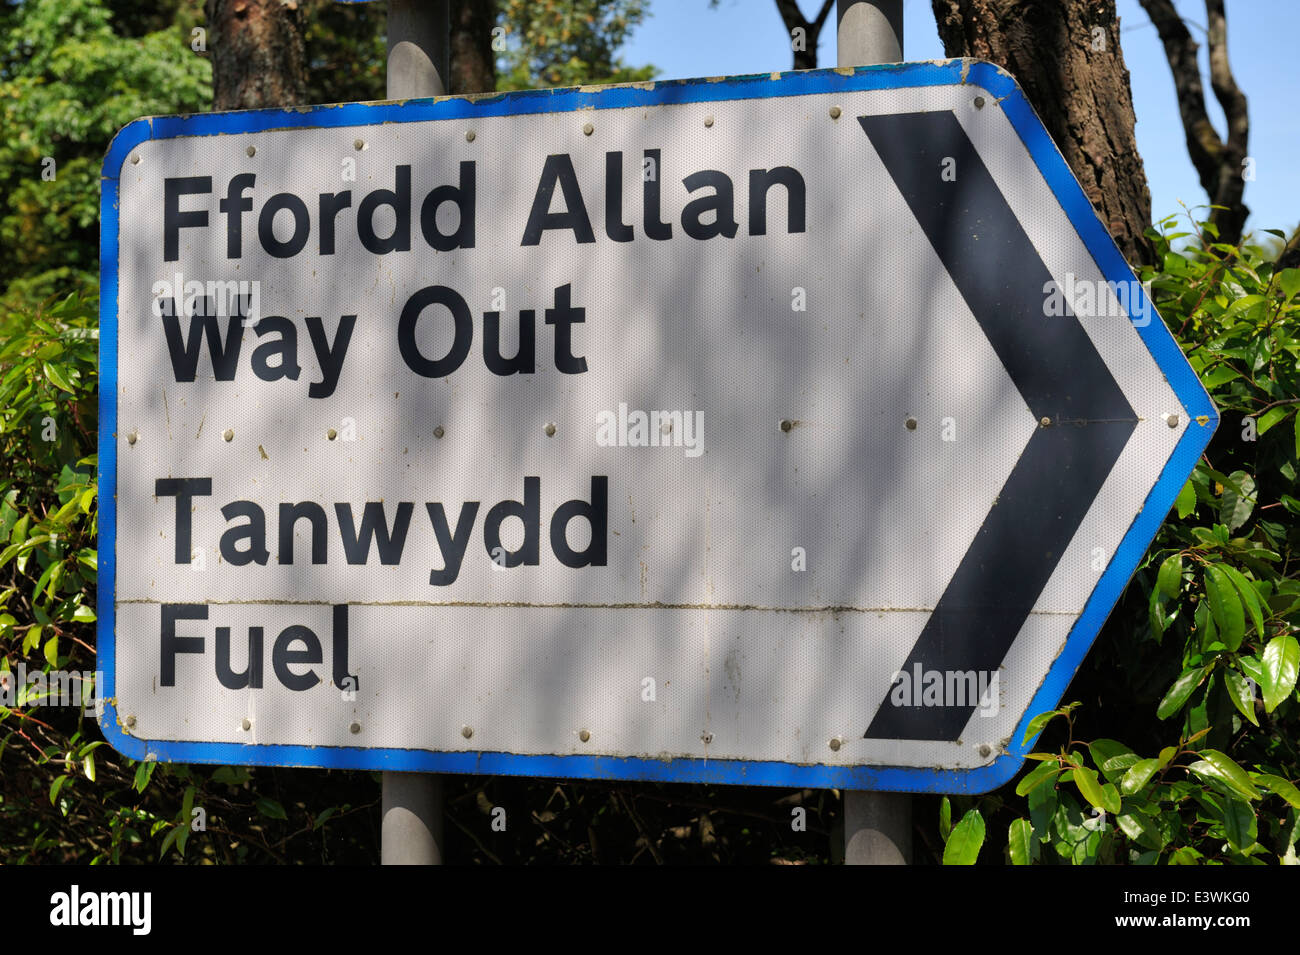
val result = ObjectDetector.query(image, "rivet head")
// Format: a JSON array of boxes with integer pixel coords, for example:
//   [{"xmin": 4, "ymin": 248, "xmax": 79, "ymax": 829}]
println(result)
[
  {"xmin": 246, "ymin": 145, "xmax": 256, "ymax": 157},
  {"xmin": 461, "ymin": 725, "xmax": 473, "ymax": 739},
  {"xmin": 779, "ymin": 419, "xmax": 793, "ymax": 432},
  {"xmin": 905, "ymin": 417, "xmax": 918, "ymax": 431},
  {"xmin": 433, "ymin": 425, "xmax": 445, "ymax": 439},
  {"xmin": 701, "ymin": 732, "xmax": 714, "ymax": 745},
  {"xmin": 241, "ymin": 718, "xmax": 251, "ymax": 731},
  {"xmin": 465, "ymin": 130, "xmax": 476, "ymax": 142},
  {"xmin": 978, "ymin": 743, "xmax": 993, "ymax": 757},
  {"xmin": 582, "ymin": 122, "xmax": 594, "ymax": 136},
  {"xmin": 327, "ymin": 428, "xmax": 338, "ymax": 441},
  {"xmin": 130, "ymin": 153, "xmax": 141, "ymax": 165},
  {"xmin": 1167, "ymin": 414, "xmax": 1180, "ymax": 428},
  {"xmin": 354, "ymin": 138, "xmax": 365, "ymax": 151},
  {"xmin": 703, "ymin": 115, "xmax": 714, "ymax": 128},
  {"xmin": 578, "ymin": 728, "xmax": 591, "ymax": 742},
  {"xmin": 126, "ymin": 430, "xmax": 138, "ymax": 445},
  {"xmin": 829, "ymin": 736, "xmax": 842, "ymax": 752},
  {"xmin": 223, "ymin": 428, "xmax": 234, "ymax": 442},
  {"xmin": 974, "ymin": 96, "xmax": 986, "ymax": 109},
  {"xmin": 660, "ymin": 420, "xmax": 673, "ymax": 435},
  {"xmin": 544, "ymin": 422, "xmax": 556, "ymax": 436},
  {"xmin": 829, "ymin": 105, "xmax": 842, "ymax": 119},
  {"xmin": 1039, "ymin": 416, "xmax": 1052, "ymax": 428},
  {"xmin": 124, "ymin": 715, "xmax": 136, "ymax": 728},
  {"xmin": 349, "ymin": 722, "xmax": 361, "ymax": 735}
]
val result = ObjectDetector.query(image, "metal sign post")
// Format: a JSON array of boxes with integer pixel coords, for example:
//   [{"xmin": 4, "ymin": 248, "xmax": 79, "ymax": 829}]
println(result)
[
  {"xmin": 837, "ymin": 0, "xmax": 909, "ymax": 866},
  {"xmin": 380, "ymin": 0, "xmax": 449, "ymax": 867}
]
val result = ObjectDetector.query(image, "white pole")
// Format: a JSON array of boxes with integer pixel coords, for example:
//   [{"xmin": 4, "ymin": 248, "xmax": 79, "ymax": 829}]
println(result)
[
  {"xmin": 836, "ymin": 0, "xmax": 911, "ymax": 866},
  {"xmin": 380, "ymin": 0, "xmax": 450, "ymax": 866}
]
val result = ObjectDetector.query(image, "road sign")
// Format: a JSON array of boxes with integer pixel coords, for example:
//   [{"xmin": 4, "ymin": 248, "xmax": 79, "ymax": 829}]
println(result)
[{"xmin": 99, "ymin": 60, "xmax": 1216, "ymax": 792}]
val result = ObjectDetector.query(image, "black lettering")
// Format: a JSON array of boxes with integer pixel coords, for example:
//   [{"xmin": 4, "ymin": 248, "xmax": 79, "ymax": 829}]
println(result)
[
  {"xmin": 278, "ymin": 502, "xmax": 328, "ymax": 565},
  {"xmin": 358, "ymin": 165, "xmax": 411, "ymax": 254},
  {"xmin": 272, "ymin": 625, "xmax": 322, "ymax": 691},
  {"xmin": 164, "ymin": 176, "xmax": 211, "ymax": 262},
  {"xmin": 398, "ymin": 285, "xmax": 473, "ymax": 378},
  {"xmin": 251, "ymin": 317, "xmax": 302, "ymax": 383},
  {"xmin": 483, "ymin": 476, "xmax": 540, "ymax": 568},
  {"xmin": 426, "ymin": 501, "xmax": 480, "ymax": 586},
  {"xmin": 160, "ymin": 603, "xmax": 207, "ymax": 687},
  {"xmin": 521, "ymin": 154, "xmax": 594, "ymax": 245},
  {"xmin": 154, "ymin": 478, "xmax": 212, "ymax": 564},
  {"xmin": 305, "ymin": 314, "xmax": 355, "ymax": 399},
  {"xmin": 215, "ymin": 625, "xmax": 263, "ymax": 689},
  {"xmin": 681, "ymin": 170, "xmax": 738, "ymax": 240},
  {"xmin": 220, "ymin": 501, "xmax": 270, "ymax": 566},
  {"xmin": 257, "ymin": 192, "xmax": 311, "ymax": 258},
  {"xmin": 748, "ymin": 167, "xmax": 806, "ymax": 235},
  {"xmin": 335, "ymin": 502, "xmax": 413, "ymax": 565},
  {"xmin": 545, "ymin": 283, "xmax": 587, "ymax": 374},
  {"xmin": 419, "ymin": 160, "xmax": 476, "ymax": 251},
  {"xmin": 550, "ymin": 476, "xmax": 608, "ymax": 568}
]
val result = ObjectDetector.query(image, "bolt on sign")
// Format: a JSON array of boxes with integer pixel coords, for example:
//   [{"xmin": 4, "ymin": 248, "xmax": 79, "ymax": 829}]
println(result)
[{"xmin": 99, "ymin": 61, "xmax": 1215, "ymax": 791}]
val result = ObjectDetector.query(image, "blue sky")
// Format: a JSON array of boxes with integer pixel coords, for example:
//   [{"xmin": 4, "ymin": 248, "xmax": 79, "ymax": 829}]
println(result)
[{"xmin": 622, "ymin": 0, "xmax": 1298, "ymax": 239}]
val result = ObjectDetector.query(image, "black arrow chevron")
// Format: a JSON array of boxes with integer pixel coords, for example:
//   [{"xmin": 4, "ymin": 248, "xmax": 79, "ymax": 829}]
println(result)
[{"xmin": 860, "ymin": 111, "xmax": 1137, "ymax": 741}]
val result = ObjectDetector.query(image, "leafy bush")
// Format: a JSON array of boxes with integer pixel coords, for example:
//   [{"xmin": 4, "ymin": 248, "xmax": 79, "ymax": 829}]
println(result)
[{"xmin": 940, "ymin": 213, "xmax": 1300, "ymax": 865}]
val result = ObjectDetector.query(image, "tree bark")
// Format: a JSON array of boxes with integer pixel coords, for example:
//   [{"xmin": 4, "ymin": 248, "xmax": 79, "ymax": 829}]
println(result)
[
  {"xmin": 450, "ymin": 0, "xmax": 497, "ymax": 94},
  {"xmin": 206, "ymin": 0, "xmax": 307, "ymax": 110},
  {"xmin": 775, "ymin": 0, "xmax": 836, "ymax": 70},
  {"xmin": 931, "ymin": 0, "xmax": 1154, "ymax": 266},
  {"xmin": 1139, "ymin": 0, "xmax": 1249, "ymax": 245}
]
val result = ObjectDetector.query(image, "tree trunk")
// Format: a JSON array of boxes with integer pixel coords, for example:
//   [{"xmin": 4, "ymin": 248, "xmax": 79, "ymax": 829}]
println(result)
[
  {"xmin": 450, "ymin": 0, "xmax": 497, "ymax": 94},
  {"xmin": 1139, "ymin": 0, "xmax": 1249, "ymax": 246},
  {"xmin": 206, "ymin": 0, "xmax": 307, "ymax": 110},
  {"xmin": 774, "ymin": 0, "xmax": 835, "ymax": 70},
  {"xmin": 931, "ymin": 0, "xmax": 1153, "ymax": 266}
]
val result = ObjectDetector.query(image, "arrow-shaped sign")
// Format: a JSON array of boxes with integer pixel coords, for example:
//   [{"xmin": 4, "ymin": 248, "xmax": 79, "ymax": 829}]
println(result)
[{"xmin": 860, "ymin": 110, "xmax": 1138, "ymax": 740}]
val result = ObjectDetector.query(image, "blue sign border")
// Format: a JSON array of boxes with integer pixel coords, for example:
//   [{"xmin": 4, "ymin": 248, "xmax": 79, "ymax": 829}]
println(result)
[{"xmin": 98, "ymin": 59, "xmax": 1217, "ymax": 793}]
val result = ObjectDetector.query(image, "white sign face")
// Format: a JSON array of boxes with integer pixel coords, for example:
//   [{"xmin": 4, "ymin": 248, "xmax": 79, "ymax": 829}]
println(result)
[{"xmin": 99, "ymin": 61, "xmax": 1215, "ymax": 792}]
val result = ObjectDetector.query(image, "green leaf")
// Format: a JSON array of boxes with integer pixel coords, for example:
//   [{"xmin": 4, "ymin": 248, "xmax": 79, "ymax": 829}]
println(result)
[
  {"xmin": 1116, "ymin": 809, "xmax": 1164, "ymax": 850},
  {"xmin": 1204, "ymin": 565, "xmax": 1245, "ymax": 651},
  {"xmin": 1015, "ymin": 759, "xmax": 1062, "ymax": 797},
  {"xmin": 42, "ymin": 633, "xmax": 59, "ymax": 668},
  {"xmin": 133, "ymin": 760, "xmax": 157, "ymax": 794},
  {"xmin": 1121, "ymin": 758, "xmax": 1161, "ymax": 795},
  {"xmin": 1221, "ymin": 798, "xmax": 1257, "ymax": 852},
  {"xmin": 313, "ymin": 806, "xmax": 338, "ymax": 831},
  {"xmin": 1219, "ymin": 471, "xmax": 1257, "ymax": 531},
  {"xmin": 255, "ymin": 797, "xmax": 287, "ymax": 821},
  {"xmin": 939, "ymin": 796, "xmax": 951, "ymax": 840},
  {"xmin": 1175, "ymin": 479, "xmax": 1196, "ymax": 519},
  {"xmin": 42, "ymin": 361, "xmax": 75, "ymax": 394},
  {"xmin": 1255, "ymin": 774, "xmax": 1300, "ymax": 809},
  {"xmin": 1157, "ymin": 666, "xmax": 1206, "ymax": 719},
  {"xmin": 158, "ymin": 826, "xmax": 180, "ymax": 861},
  {"xmin": 1021, "ymin": 708, "xmax": 1064, "ymax": 747},
  {"xmin": 50, "ymin": 774, "xmax": 68, "ymax": 805},
  {"xmin": 1190, "ymin": 749, "xmax": 1260, "ymax": 800},
  {"xmin": 942, "ymin": 809, "xmax": 984, "ymax": 865},
  {"xmin": 1157, "ymin": 553, "xmax": 1183, "ymax": 599},
  {"xmin": 1072, "ymin": 766, "xmax": 1109, "ymax": 814},
  {"xmin": 83, "ymin": 749, "xmax": 96, "ymax": 782},
  {"xmin": 1257, "ymin": 407, "xmax": 1292, "ymax": 435},
  {"xmin": 1224, "ymin": 668, "xmax": 1260, "ymax": 727},
  {"xmin": 1218, "ymin": 564, "xmax": 1266, "ymax": 639},
  {"xmin": 1261, "ymin": 634, "xmax": 1299, "ymax": 712},
  {"xmin": 1278, "ymin": 267, "xmax": 1300, "ymax": 302},
  {"xmin": 1089, "ymin": 739, "xmax": 1139, "ymax": 780},
  {"xmin": 1008, "ymin": 818, "xmax": 1034, "ymax": 865}
]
